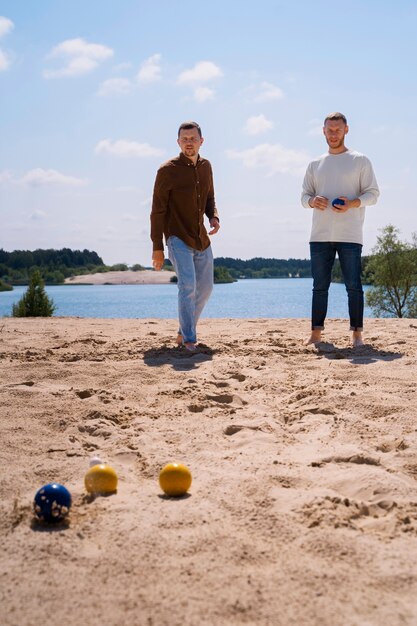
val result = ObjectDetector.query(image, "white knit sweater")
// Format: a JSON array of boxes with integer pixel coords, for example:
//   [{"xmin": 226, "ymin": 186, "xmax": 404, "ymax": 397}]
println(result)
[{"xmin": 301, "ymin": 150, "xmax": 379, "ymax": 244}]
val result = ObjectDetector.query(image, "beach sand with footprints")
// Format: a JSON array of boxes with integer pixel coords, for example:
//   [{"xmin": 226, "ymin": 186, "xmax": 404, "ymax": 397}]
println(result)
[{"xmin": 1, "ymin": 317, "xmax": 417, "ymax": 626}]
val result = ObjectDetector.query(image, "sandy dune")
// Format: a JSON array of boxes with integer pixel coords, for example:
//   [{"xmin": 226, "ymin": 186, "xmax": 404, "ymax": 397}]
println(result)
[
  {"xmin": 65, "ymin": 269, "xmax": 174, "ymax": 284},
  {"xmin": 0, "ymin": 317, "xmax": 417, "ymax": 626}
]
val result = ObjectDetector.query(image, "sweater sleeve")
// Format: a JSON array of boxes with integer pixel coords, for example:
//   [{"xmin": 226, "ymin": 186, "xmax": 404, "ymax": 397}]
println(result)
[
  {"xmin": 301, "ymin": 162, "xmax": 315, "ymax": 208},
  {"xmin": 358, "ymin": 157, "xmax": 380, "ymax": 207},
  {"xmin": 150, "ymin": 166, "xmax": 170, "ymax": 252}
]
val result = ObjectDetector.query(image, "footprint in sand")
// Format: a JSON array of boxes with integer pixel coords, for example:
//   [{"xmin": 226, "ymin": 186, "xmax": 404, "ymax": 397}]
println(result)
[
  {"xmin": 311, "ymin": 454, "xmax": 381, "ymax": 468},
  {"xmin": 223, "ymin": 424, "xmax": 272, "ymax": 436},
  {"xmin": 76, "ymin": 389, "xmax": 95, "ymax": 399},
  {"xmin": 229, "ymin": 373, "xmax": 246, "ymax": 382},
  {"xmin": 209, "ymin": 381, "xmax": 230, "ymax": 389},
  {"xmin": 188, "ymin": 404, "xmax": 206, "ymax": 413},
  {"xmin": 75, "ymin": 389, "xmax": 125, "ymax": 403},
  {"xmin": 207, "ymin": 394, "xmax": 247, "ymax": 406}
]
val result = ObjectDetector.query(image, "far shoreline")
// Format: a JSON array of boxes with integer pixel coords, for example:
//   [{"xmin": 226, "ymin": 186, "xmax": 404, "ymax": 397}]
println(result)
[{"xmin": 64, "ymin": 269, "xmax": 175, "ymax": 285}]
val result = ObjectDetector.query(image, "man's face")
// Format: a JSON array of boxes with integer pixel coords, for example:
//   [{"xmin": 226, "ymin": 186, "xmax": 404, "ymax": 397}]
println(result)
[
  {"xmin": 177, "ymin": 127, "xmax": 203, "ymax": 159},
  {"xmin": 323, "ymin": 119, "xmax": 348, "ymax": 150}
]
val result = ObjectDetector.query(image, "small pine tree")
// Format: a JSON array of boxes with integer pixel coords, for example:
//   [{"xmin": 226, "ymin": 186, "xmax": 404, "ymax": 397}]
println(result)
[{"xmin": 12, "ymin": 270, "xmax": 56, "ymax": 317}]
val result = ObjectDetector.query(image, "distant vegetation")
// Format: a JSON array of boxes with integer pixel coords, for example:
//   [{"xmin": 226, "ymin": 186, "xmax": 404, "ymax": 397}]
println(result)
[
  {"xmin": 214, "ymin": 257, "xmax": 311, "ymax": 279},
  {"xmin": 0, "ymin": 248, "xmax": 145, "ymax": 287},
  {"xmin": 0, "ymin": 248, "xmax": 382, "ymax": 289},
  {"xmin": 0, "ymin": 278, "xmax": 13, "ymax": 292},
  {"xmin": 214, "ymin": 256, "xmax": 379, "ymax": 285}
]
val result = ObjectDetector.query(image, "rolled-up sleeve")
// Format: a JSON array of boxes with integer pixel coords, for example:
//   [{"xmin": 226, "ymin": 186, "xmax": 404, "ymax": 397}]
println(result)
[
  {"xmin": 204, "ymin": 163, "xmax": 219, "ymax": 221},
  {"xmin": 150, "ymin": 167, "xmax": 170, "ymax": 251}
]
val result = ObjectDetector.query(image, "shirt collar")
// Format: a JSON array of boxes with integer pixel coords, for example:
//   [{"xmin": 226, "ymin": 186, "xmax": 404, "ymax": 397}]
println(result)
[{"xmin": 178, "ymin": 152, "xmax": 202, "ymax": 166}]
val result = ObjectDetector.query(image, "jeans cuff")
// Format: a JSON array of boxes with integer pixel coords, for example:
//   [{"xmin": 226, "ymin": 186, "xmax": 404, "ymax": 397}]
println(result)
[
  {"xmin": 350, "ymin": 326, "xmax": 363, "ymax": 332},
  {"xmin": 312, "ymin": 325, "xmax": 324, "ymax": 330}
]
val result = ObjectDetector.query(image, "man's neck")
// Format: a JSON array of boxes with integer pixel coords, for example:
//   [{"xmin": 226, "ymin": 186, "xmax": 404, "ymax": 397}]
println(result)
[
  {"xmin": 329, "ymin": 146, "xmax": 348, "ymax": 155},
  {"xmin": 181, "ymin": 152, "xmax": 199, "ymax": 166}
]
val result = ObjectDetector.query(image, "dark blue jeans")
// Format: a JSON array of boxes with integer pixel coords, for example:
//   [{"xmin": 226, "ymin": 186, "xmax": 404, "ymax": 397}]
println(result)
[{"xmin": 310, "ymin": 242, "xmax": 364, "ymax": 331}]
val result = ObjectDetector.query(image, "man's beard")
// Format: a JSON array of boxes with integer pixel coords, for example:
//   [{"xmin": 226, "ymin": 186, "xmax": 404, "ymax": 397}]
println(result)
[{"xmin": 327, "ymin": 138, "xmax": 344, "ymax": 150}]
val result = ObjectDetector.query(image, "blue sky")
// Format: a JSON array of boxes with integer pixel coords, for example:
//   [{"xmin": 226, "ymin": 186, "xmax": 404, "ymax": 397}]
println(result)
[{"xmin": 1, "ymin": 0, "xmax": 416, "ymax": 265}]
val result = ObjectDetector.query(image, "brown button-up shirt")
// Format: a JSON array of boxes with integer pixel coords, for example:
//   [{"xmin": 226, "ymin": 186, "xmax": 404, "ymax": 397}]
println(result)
[{"xmin": 150, "ymin": 152, "xmax": 219, "ymax": 252}]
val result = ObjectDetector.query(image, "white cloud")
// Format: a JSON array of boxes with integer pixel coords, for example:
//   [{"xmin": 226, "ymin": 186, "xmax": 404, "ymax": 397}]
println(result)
[
  {"xmin": 19, "ymin": 168, "xmax": 88, "ymax": 187},
  {"xmin": 137, "ymin": 53, "xmax": 161, "ymax": 83},
  {"xmin": 0, "ymin": 49, "xmax": 10, "ymax": 72},
  {"xmin": 254, "ymin": 82, "xmax": 284, "ymax": 102},
  {"xmin": 194, "ymin": 86, "xmax": 215, "ymax": 102},
  {"xmin": 97, "ymin": 78, "xmax": 132, "ymax": 97},
  {"xmin": 0, "ymin": 16, "xmax": 14, "ymax": 39},
  {"xmin": 43, "ymin": 38, "xmax": 114, "ymax": 78},
  {"xmin": 177, "ymin": 61, "xmax": 223, "ymax": 84},
  {"xmin": 95, "ymin": 139, "xmax": 164, "ymax": 158},
  {"xmin": 0, "ymin": 16, "xmax": 14, "ymax": 71},
  {"xmin": 226, "ymin": 143, "xmax": 310, "ymax": 176},
  {"xmin": 0, "ymin": 49, "xmax": 9, "ymax": 71},
  {"xmin": 30, "ymin": 210, "xmax": 47, "ymax": 220},
  {"xmin": 113, "ymin": 62, "xmax": 133, "ymax": 73},
  {"xmin": 244, "ymin": 114, "xmax": 273, "ymax": 136},
  {"xmin": 0, "ymin": 169, "xmax": 12, "ymax": 183}
]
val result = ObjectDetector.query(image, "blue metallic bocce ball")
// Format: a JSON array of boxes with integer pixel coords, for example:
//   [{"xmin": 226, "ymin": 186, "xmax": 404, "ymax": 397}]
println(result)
[
  {"xmin": 33, "ymin": 483, "xmax": 72, "ymax": 523},
  {"xmin": 332, "ymin": 197, "xmax": 345, "ymax": 208}
]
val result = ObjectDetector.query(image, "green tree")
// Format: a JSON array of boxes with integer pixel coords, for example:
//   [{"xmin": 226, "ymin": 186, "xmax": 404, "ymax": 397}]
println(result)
[
  {"xmin": 366, "ymin": 225, "xmax": 417, "ymax": 318},
  {"xmin": 214, "ymin": 266, "xmax": 236, "ymax": 283},
  {"xmin": 0, "ymin": 279, "xmax": 13, "ymax": 292},
  {"xmin": 12, "ymin": 270, "xmax": 56, "ymax": 317}
]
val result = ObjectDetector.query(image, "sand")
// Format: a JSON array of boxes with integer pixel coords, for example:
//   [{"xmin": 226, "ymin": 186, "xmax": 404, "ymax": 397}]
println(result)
[
  {"xmin": 1, "ymin": 317, "xmax": 417, "ymax": 626},
  {"xmin": 65, "ymin": 270, "xmax": 174, "ymax": 285}
]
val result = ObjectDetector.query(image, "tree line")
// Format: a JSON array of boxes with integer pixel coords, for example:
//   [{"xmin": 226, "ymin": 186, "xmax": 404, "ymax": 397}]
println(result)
[
  {"xmin": 0, "ymin": 248, "xmax": 146, "ymax": 288},
  {"xmin": 2, "ymin": 225, "xmax": 417, "ymax": 318}
]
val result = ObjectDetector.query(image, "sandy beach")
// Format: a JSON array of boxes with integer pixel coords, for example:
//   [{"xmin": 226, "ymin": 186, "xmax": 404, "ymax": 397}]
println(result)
[
  {"xmin": 65, "ymin": 269, "xmax": 174, "ymax": 285},
  {"xmin": 1, "ymin": 317, "xmax": 417, "ymax": 626}
]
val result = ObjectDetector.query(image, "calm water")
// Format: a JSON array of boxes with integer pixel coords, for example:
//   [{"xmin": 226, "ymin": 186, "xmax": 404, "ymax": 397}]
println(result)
[{"xmin": 0, "ymin": 278, "xmax": 373, "ymax": 319}]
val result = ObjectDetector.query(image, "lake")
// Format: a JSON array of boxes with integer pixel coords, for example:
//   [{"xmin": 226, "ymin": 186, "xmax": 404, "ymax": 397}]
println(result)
[{"xmin": 0, "ymin": 278, "xmax": 374, "ymax": 319}]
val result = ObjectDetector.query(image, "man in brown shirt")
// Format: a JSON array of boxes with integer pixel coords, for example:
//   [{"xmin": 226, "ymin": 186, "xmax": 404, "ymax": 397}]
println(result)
[{"xmin": 151, "ymin": 121, "xmax": 220, "ymax": 351}]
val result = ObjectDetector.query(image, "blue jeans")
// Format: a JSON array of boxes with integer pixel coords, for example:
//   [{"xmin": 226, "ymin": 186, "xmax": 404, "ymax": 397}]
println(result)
[
  {"xmin": 310, "ymin": 242, "xmax": 364, "ymax": 331},
  {"xmin": 167, "ymin": 236, "xmax": 213, "ymax": 343}
]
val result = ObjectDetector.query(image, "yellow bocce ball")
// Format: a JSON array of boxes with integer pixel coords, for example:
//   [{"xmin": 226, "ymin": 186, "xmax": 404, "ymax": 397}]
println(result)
[
  {"xmin": 159, "ymin": 463, "xmax": 192, "ymax": 497},
  {"xmin": 84, "ymin": 464, "xmax": 118, "ymax": 495}
]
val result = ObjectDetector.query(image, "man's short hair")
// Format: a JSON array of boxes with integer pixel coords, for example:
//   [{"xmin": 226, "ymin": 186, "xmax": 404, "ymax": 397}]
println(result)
[
  {"xmin": 324, "ymin": 112, "xmax": 347, "ymax": 125},
  {"xmin": 178, "ymin": 121, "xmax": 202, "ymax": 137}
]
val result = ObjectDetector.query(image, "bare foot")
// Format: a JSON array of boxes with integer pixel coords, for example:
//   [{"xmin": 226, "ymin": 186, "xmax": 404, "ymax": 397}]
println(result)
[
  {"xmin": 184, "ymin": 342, "xmax": 197, "ymax": 352},
  {"xmin": 306, "ymin": 330, "xmax": 322, "ymax": 345},
  {"xmin": 176, "ymin": 333, "xmax": 182, "ymax": 346},
  {"xmin": 352, "ymin": 331, "xmax": 364, "ymax": 347}
]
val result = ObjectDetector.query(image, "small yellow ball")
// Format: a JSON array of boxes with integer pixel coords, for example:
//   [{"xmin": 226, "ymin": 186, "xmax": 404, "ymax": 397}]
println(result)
[
  {"xmin": 159, "ymin": 463, "xmax": 192, "ymax": 497},
  {"xmin": 84, "ymin": 464, "xmax": 118, "ymax": 494}
]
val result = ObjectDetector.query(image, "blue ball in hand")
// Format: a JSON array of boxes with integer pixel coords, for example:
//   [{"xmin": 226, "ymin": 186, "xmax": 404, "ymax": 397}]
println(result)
[
  {"xmin": 332, "ymin": 198, "xmax": 345, "ymax": 208},
  {"xmin": 34, "ymin": 483, "xmax": 72, "ymax": 523}
]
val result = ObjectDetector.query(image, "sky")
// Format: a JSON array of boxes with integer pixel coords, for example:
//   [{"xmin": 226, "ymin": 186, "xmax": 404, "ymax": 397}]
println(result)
[{"xmin": 1, "ymin": 0, "xmax": 416, "ymax": 266}]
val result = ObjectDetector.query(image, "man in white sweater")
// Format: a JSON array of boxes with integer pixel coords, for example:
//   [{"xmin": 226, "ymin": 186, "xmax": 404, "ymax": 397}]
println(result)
[{"xmin": 301, "ymin": 112, "xmax": 379, "ymax": 347}]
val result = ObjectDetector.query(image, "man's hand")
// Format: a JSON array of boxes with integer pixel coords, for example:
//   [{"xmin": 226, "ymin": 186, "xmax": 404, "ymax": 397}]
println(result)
[
  {"xmin": 332, "ymin": 196, "xmax": 360, "ymax": 212},
  {"xmin": 308, "ymin": 196, "xmax": 329, "ymax": 210},
  {"xmin": 209, "ymin": 217, "xmax": 220, "ymax": 235},
  {"xmin": 152, "ymin": 250, "xmax": 164, "ymax": 271}
]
